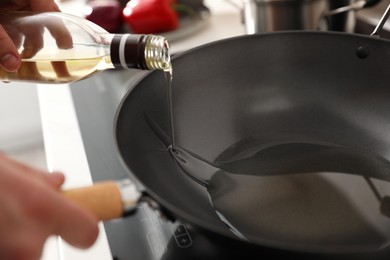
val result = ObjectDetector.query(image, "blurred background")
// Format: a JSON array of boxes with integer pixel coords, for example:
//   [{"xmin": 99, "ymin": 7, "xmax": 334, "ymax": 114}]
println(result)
[
  {"xmin": 0, "ymin": 82, "xmax": 46, "ymax": 170},
  {"xmin": 1, "ymin": 0, "xmax": 390, "ymax": 172}
]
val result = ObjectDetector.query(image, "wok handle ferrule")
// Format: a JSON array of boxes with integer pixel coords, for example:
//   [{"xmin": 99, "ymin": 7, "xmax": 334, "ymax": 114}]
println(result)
[{"xmin": 61, "ymin": 179, "xmax": 141, "ymax": 221}]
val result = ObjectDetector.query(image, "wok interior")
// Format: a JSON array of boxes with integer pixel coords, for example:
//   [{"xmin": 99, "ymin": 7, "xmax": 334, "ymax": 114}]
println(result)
[{"xmin": 115, "ymin": 32, "xmax": 390, "ymax": 253}]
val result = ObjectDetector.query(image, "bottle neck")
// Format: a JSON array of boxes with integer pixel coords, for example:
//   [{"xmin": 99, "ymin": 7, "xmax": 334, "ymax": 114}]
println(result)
[{"xmin": 110, "ymin": 34, "xmax": 171, "ymax": 71}]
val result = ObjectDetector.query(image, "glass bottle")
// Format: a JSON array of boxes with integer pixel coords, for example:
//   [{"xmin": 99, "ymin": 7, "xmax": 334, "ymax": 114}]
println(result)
[{"xmin": 0, "ymin": 11, "xmax": 171, "ymax": 84}]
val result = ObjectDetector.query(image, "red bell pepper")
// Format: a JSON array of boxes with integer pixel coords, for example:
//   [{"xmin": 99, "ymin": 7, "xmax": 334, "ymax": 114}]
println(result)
[{"xmin": 122, "ymin": 0, "xmax": 179, "ymax": 34}]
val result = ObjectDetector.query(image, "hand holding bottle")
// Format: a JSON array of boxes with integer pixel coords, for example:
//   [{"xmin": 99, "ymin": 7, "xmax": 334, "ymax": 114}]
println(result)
[
  {"xmin": 0, "ymin": 11, "xmax": 75, "ymax": 82},
  {"xmin": 0, "ymin": 0, "xmax": 61, "ymax": 72},
  {"xmin": 0, "ymin": 10, "xmax": 171, "ymax": 84}
]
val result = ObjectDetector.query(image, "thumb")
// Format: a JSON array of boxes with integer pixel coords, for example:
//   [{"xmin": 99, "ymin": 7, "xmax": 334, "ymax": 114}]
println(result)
[
  {"xmin": 0, "ymin": 25, "xmax": 20, "ymax": 72},
  {"xmin": 45, "ymin": 172, "xmax": 66, "ymax": 189}
]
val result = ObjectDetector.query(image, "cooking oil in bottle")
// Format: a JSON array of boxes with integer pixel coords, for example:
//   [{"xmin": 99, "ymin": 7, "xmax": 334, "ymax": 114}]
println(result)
[{"xmin": 0, "ymin": 57, "xmax": 110, "ymax": 84}]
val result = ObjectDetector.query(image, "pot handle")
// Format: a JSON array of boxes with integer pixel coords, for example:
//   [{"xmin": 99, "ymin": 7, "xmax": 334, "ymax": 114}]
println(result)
[
  {"xmin": 371, "ymin": 3, "xmax": 390, "ymax": 36},
  {"xmin": 364, "ymin": 0, "xmax": 381, "ymax": 8},
  {"xmin": 61, "ymin": 179, "xmax": 141, "ymax": 221},
  {"xmin": 326, "ymin": 0, "xmax": 382, "ymax": 16}
]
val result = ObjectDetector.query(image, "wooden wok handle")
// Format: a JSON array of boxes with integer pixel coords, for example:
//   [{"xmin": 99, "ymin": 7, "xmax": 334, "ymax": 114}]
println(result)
[{"xmin": 61, "ymin": 179, "xmax": 141, "ymax": 221}]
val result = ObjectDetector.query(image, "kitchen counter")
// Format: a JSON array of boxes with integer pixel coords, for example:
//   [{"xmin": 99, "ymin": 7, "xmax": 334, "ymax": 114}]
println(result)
[{"xmin": 39, "ymin": 1, "xmax": 245, "ymax": 259}]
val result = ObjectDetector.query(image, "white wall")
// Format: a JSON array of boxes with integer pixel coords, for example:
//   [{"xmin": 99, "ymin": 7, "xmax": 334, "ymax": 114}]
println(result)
[{"xmin": 0, "ymin": 82, "xmax": 43, "ymax": 152}]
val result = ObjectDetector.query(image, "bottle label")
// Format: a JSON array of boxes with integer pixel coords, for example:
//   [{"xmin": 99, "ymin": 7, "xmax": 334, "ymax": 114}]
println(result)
[{"xmin": 110, "ymin": 34, "xmax": 147, "ymax": 69}]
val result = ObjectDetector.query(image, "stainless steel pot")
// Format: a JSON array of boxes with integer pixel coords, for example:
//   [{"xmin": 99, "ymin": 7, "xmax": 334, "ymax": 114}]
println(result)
[{"xmin": 241, "ymin": 0, "xmax": 381, "ymax": 34}]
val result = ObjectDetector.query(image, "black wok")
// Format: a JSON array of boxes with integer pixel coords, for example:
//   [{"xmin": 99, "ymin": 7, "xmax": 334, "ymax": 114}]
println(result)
[{"xmin": 110, "ymin": 30, "xmax": 390, "ymax": 259}]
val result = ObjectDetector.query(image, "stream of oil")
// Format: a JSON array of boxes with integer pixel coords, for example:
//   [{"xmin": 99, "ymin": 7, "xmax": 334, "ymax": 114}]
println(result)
[
  {"xmin": 161, "ymin": 70, "xmax": 390, "ymax": 252},
  {"xmin": 165, "ymin": 69, "xmax": 175, "ymax": 147}
]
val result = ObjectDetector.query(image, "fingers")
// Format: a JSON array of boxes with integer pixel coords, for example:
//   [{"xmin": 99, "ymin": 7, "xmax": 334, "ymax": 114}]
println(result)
[
  {"xmin": 44, "ymin": 16, "xmax": 73, "ymax": 49},
  {"xmin": 51, "ymin": 61, "xmax": 71, "ymax": 79},
  {"xmin": 0, "ymin": 154, "xmax": 99, "ymax": 249},
  {"xmin": 46, "ymin": 172, "xmax": 65, "ymax": 189},
  {"xmin": 19, "ymin": 23, "xmax": 44, "ymax": 59},
  {"xmin": 0, "ymin": 0, "xmax": 60, "ymax": 12},
  {"xmin": 43, "ymin": 172, "xmax": 100, "ymax": 248},
  {"xmin": 29, "ymin": 0, "xmax": 61, "ymax": 12},
  {"xmin": 0, "ymin": 5, "xmax": 73, "ymax": 78},
  {"xmin": 0, "ymin": 25, "xmax": 20, "ymax": 72},
  {"xmin": 0, "ymin": 154, "xmax": 67, "ymax": 190},
  {"xmin": 50, "ymin": 195, "xmax": 100, "ymax": 248}
]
